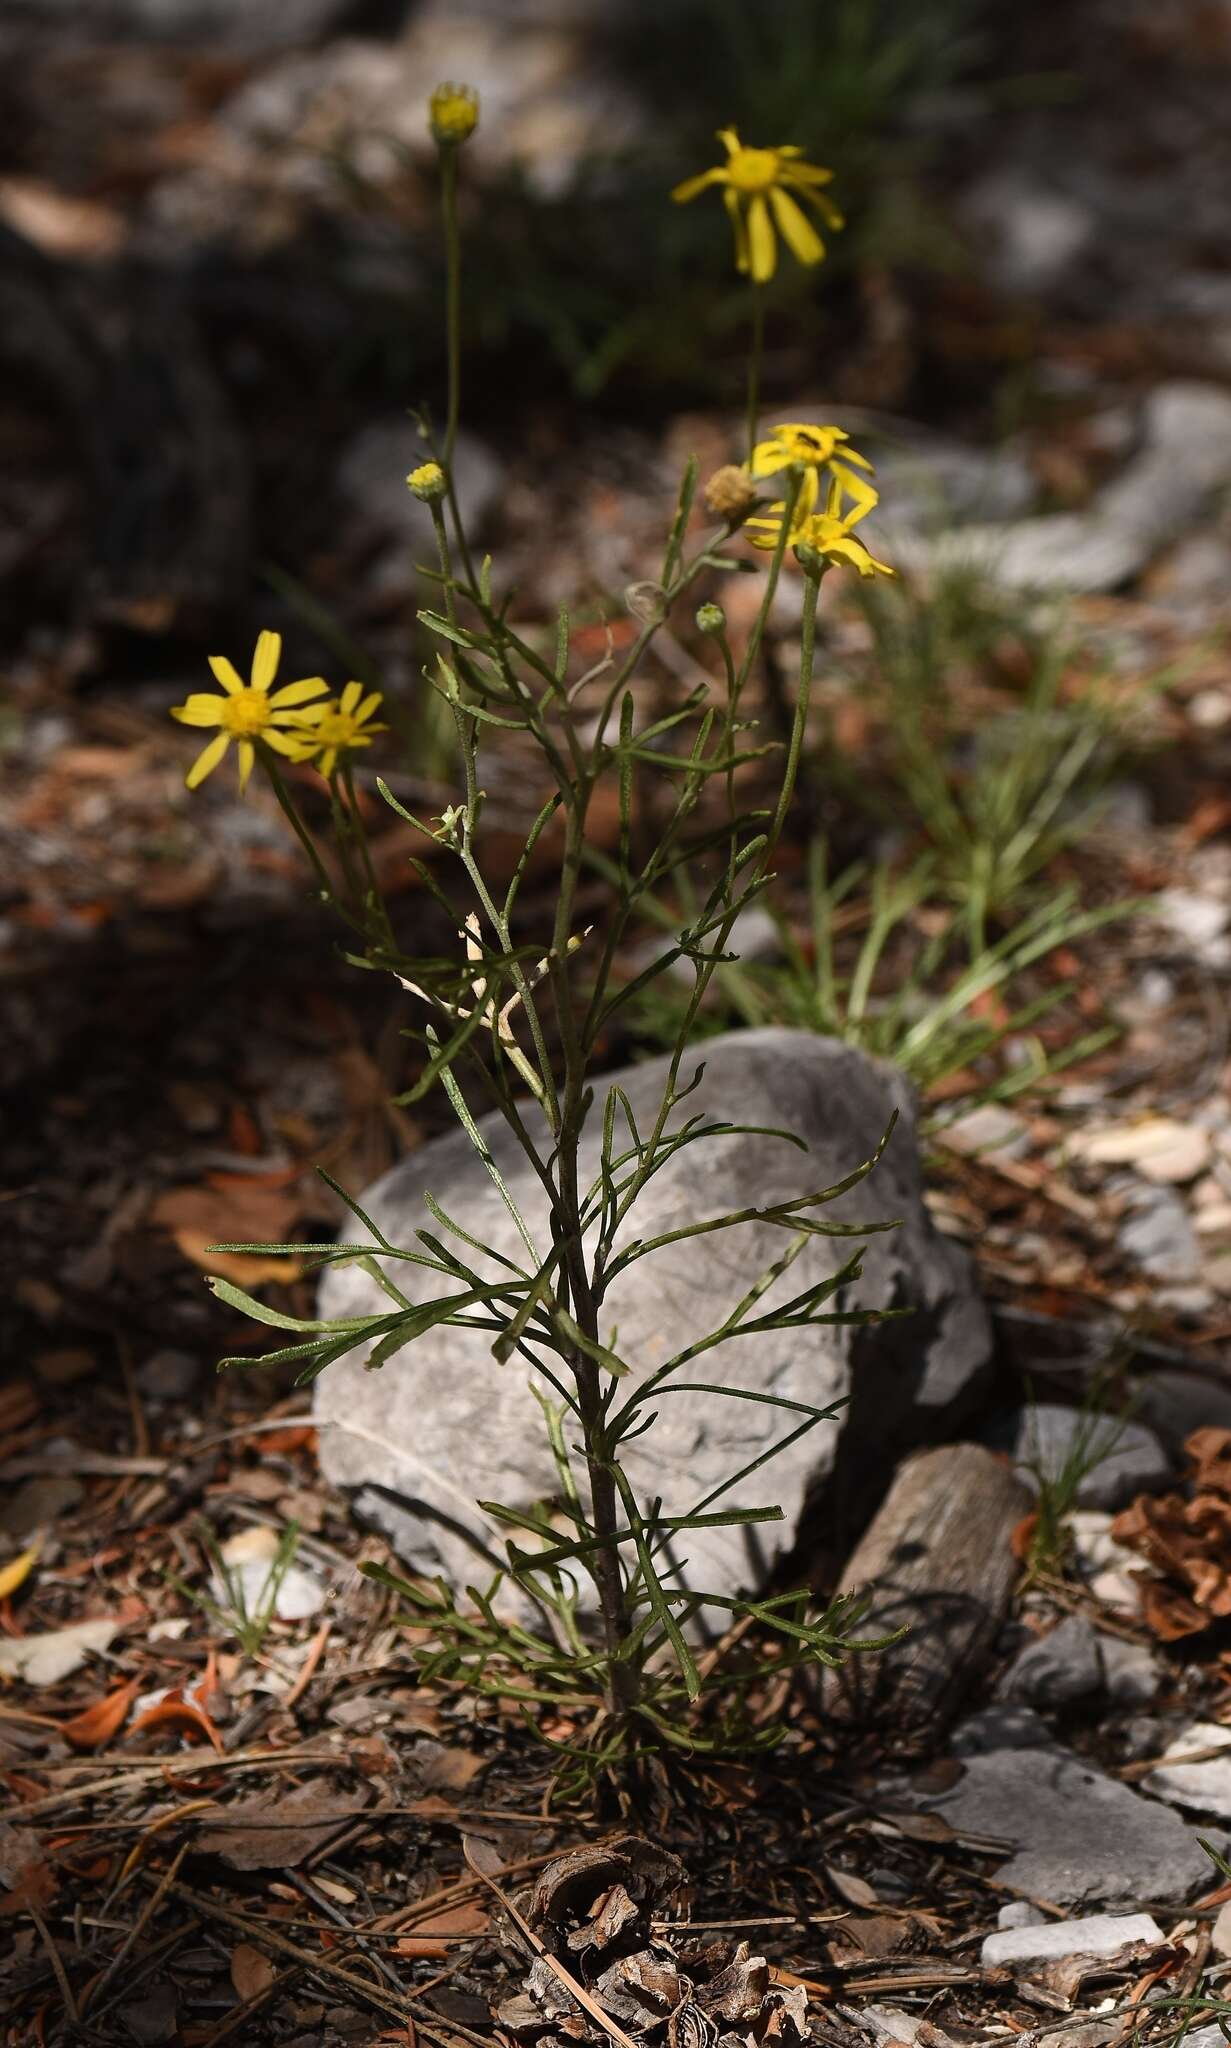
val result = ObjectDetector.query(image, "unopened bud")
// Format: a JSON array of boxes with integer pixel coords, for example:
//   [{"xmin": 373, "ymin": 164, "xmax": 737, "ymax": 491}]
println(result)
[
  {"xmin": 703, "ymin": 464, "xmax": 758, "ymax": 523},
  {"xmin": 429, "ymin": 83, "xmax": 479, "ymax": 147},
  {"xmin": 695, "ymin": 602, "xmax": 726, "ymax": 636},
  {"xmin": 407, "ymin": 460, "xmax": 447, "ymax": 502}
]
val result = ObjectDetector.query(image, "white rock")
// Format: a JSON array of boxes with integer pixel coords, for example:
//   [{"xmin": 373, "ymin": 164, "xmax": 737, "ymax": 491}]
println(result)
[
  {"xmin": 1117, "ymin": 1182, "xmax": 1202, "ymax": 1280},
  {"xmin": 1145, "ymin": 1722, "xmax": 1231, "ymax": 1818},
  {"xmin": 1154, "ymin": 890, "xmax": 1231, "ymax": 967},
  {"xmin": 0, "ymin": 1617, "xmax": 118, "ymax": 1686},
  {"xmin": 1189, "ymin": 690, "xmax": 1231, "ymax": 731},
  {"xmin": 998, "ymin": 1901, "xmax": 1046, "ymax": 1929},
  {"xmin": 213, "ymin": 1525, "xmax": 325, "ymax": 1623},
  {"xmin": 982, "ymin": 1912, "xmax": 1163, "ymax": 1967},
  {"xmin": 1070, "ymin": 1118, "xmax": 1211, "ymax": 1184},
  {"xmin": 1212, "ymin": 1898, "xmax": 1231, "ymax": 1959},
  {"xmin": 939, "ymin": 1105, "xmax": 1030, "ymax": 1162}
]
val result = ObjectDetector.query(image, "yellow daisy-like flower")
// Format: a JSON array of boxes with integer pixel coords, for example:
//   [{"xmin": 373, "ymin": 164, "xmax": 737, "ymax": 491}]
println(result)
[
  {"xmin": 429, "ymin": 82, "xmax": 479, "ymax": 147},
  {"xmin": 285, "ymin": 681, "xmax": 386, "ymax": 780},
  {"xmin": 170, "ymin": 631, "xmax": 328, "ymax": 792},
  {"xmin": 671, "ymin": 128, "xmax": 842, "ymax": 285},
  {"xmin": 750, "ymin": 421, "xmax": 876, "ymax": 521},
  {"xmin": 746, "ymin": 472, "xmax": 893, "ymax": 579}
]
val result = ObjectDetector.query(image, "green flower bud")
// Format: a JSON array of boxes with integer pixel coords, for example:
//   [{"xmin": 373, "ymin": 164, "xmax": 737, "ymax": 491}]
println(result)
[
  {"xmin": 429, "ymin": 83, "xmax": 479, "ymax": 147},
  {"xmin": 695, "ymin": 602, "xmax": 727, "ymax": 636}
]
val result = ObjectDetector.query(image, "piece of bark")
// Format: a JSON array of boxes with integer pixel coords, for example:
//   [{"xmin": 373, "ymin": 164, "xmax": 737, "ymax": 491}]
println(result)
[{"xmin": 821, "ymin": 1442, "xmax": 1030, "ymax": 1737}]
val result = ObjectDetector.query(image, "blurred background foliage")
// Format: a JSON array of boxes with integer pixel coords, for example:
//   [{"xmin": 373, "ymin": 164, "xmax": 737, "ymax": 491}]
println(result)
[{"xmin": 331, "ymin": 0, "xmax": 1017, "ymax": 415}]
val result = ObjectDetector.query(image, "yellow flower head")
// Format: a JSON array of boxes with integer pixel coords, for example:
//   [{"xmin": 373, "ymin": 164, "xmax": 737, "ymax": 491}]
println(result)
[
  {"xmin": 671, "ymin": 128, "xmax": 842, "ymax": 285},
  {"xmin": 407, "ymin": 460, "xmax": 447, "ymax": 501},
  {"xmin": 170, "ymin": 631, "xmax": 328, "ymax": 792},
  {"xmin": 429, "ymin": 82, "xmax": 479, "ymax": 147},
  {"xmin": 284, "ymin": 681, "xmax": 386, "ymax": 780},
  {"xmin": 746, "ymin": 471, "xmax": 892, "ymax": 580},
  {"xmin": 750, "ymin": 421, "xmax": 874, "ymax": 519}
]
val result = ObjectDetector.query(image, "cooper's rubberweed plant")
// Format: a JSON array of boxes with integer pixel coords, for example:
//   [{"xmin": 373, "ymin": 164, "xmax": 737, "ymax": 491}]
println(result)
[{"xmin": 172, "ymin": 89, "xmax": 901, "ymax": 1790}]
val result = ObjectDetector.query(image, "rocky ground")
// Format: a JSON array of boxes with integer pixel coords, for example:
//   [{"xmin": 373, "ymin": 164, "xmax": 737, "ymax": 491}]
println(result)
[{"xmin": 4, "ymin": 0, "xmax": 1231, "ymax": 2043}]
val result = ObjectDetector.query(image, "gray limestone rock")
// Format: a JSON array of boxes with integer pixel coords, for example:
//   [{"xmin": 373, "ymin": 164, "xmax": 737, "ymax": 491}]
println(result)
[
  {"xmin": 314, "ymin": 1030, "xmax": 991, "ymax": 1603},
  {"xmin": 337, "ymin": 420, "xmax": 503, "ymax": 569},
  {"xmin": 982, "ymin": 1912, "xmax": 1163, "ymax": 1968},
  {"xmin": 998, "ymin": 1616, "xmax": 1103, "ymax": 1706},
  {"xmin": 951, "ymin": 1704, "xmax": 1050, "ymax": 1755},
  {"xmin": 893, "ymin": 382, "xmax": 1231, "ymax": 594},
  {"xmin": 1097, "ymin": 1635, "xmax": 1160, "ymax": 1708},
  {"xmin": 894, "ymin": 1743, "xmax": 1222, "ymax": 1905}
]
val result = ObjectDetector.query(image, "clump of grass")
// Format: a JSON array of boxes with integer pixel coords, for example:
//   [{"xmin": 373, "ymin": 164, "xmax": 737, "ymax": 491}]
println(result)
[
  {"xmin": 849, "ymin": 560, "xmax": 1134, "ymax": 952},
  {"xmin": 1017, "ymin": 1380, "xmax": 1130, "ymax": 1581},
  {"xmin": 624, "ymin": 835, "xmax": 1126, "ymax": 1115},
  {"xmin": 164, "ymin": 1520, "xmax": 302, "ymax": 1659}
]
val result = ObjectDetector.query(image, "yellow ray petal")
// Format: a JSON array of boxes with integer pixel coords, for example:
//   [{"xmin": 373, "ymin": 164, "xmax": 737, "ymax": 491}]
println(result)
[
  {"xmin": 264, "ymin": 727, "xmax": 307, "ymax": 755},
  {"xmin": 271, "ymin": 702, "xmax": 329, "ymax": 727},
  {"xmin": 236, "ymin": 740, "xmax": 256, "ymax": 792},
  {"xmin": 770, "ymin": 186, "xmax": 824, "ymax": 266},
  {"xmin": 356, "ymin": 691, "xmax": 383, "ymax": 724},
  {"xmin": 319, "ymin": 748, "xmax": 339, "ymax": 778},
  {"xmin": 172, "ymin": 696, "xmax": 227, "ymax": 728},
  {"xmin": 339, "ymin": 680, "xmax": 363, "ymax": 715},
  {"xmin": 270, "ymin": 675, "xmax": 328, "ymax": 708},
  {"xmin": 779, "ymin": 160, "xmax": 834, "ymax": 185},
  {"xmin": 671, "ymin": 167, "xmax": 724, "ymax": 203},
  {"xmin": 250, "ymin": 630, "xmax": 282, "ymax": 692},
  {"xmin": 186, "ymin": 731, "xmax": 230, "ymax": 788},
  {"xmin": 723, "ymin": 186, "xmax": 749, "ymax": 273},
  {"xmin": 207, "ymin": 655, "xmax": 244, "ymax": 695},
  {"xmin": 787, "ymin": 180, "xmax": 844, "ymax": 229},
  {"xmin": 746, "ymin": 193, "xmax": 775, "ymax": 283}
]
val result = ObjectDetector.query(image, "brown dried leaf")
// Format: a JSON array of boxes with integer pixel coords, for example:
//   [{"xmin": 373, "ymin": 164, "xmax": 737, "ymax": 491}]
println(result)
[
  {"xmin": 695, "ymin": 1943, "xmax": 770, "ymax": 2021},
  {"xmin": 1036, "ymin": 1939, "xmax": 1175, "ymax": 1999},
  {"xmin": 593, "ymin": 1948, "xmax": 684, "ymax": 2025},
  {"xmin": 230, "ymin": 1942, "xmax": 277, "ymax": 2001},
  {"xmin": 823, "ymin": 1863, "xmax": 879, "ymax": 1909},
  {"xmin": 566, "ymin": 1883, "xmax": 640, "ymax": 1956},
  {"xmin": 59, "ymin": 1677, "xmax": 140, "ymax": 1751},
  {"xmin": 530, "ymin": 1837, "xmax": 688, "ymax": 1938},
  {"xmin": 195, "ymin": 1780, "xmax": 373, "ymax": 1870},
  {"xmin": 418, "ymin": 1744, "xmax": 487, "ymax": 1793},
  {"xmin": 397, "ymin": 1900, "xmax": 489, "ymax": 1959},
  {"xmin": 1188, "ymin": 1429, "xmax": 1231, "ymax": 1496}
]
